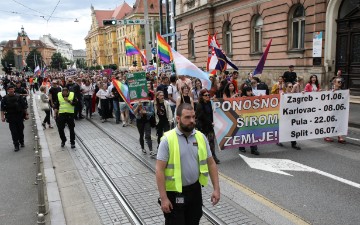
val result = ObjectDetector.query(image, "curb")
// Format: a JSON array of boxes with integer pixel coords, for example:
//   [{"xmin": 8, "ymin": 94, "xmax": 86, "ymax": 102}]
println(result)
[
  {"xmin": 349, "ymin": 122, "xmax": 360, "ymax": 129},
  {"xmin": 32, "ymin": 94, "xmax": 66, "ymax": 225}
]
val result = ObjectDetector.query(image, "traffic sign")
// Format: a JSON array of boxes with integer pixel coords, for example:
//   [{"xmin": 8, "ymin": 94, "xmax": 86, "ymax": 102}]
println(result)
[
  {"xmin": 151, "ymin": 48, "xmax": 156, "ymax": 55},
  {"xmin": 117, "ymin": 19, "xmax": 147, "ymax": 25}
]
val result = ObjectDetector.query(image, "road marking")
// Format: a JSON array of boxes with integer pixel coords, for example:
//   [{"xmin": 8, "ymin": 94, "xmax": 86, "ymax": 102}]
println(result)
[
  {"xmin": 239, "ymin": 154, "xmax": 360, "ymax": 189},
  {"xmin": 346, "ymin": 137, "xmax": 360, "ymax": 141},
  {"xmin": 219, "ymin": 173, "xmax": 311, "ymax": 225}
]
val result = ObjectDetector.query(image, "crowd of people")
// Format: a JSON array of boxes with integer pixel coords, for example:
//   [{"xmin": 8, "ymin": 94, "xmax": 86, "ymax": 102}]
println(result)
[{"xmin": 0, "ymin": 65, "xmax": 346, "ymax": 153}]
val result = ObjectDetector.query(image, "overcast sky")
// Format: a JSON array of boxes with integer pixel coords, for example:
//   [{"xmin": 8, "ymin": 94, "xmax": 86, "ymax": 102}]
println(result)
[{"xmin": 0, "ymin": 0, "xmax": 135, "ymax": 50}]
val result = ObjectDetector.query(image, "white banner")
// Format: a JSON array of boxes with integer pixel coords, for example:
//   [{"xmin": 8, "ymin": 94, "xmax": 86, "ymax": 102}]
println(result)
[
  {"xmin": 279, "ymin": 90, "xmax": 349, "ymax": 142},
  {"xmin": 313, "ymin": 31, "xmax": 323, "ymax": 57}
]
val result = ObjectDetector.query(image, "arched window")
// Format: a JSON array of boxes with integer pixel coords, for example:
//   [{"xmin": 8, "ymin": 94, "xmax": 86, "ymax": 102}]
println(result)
[
  {"xmin": 290, "ymin": 5, "xmax": 305, "ymax": 49},
  {"xmin": 223, "ymin": 22, "xmax": 232, "ymax": 55},
  {"xmin": 188, "ymin": 29, "xmax": 195, "ymax": 58},
  {"xmin": 252, "ymin": 15, "xmax": 263, "ymax": 53}
]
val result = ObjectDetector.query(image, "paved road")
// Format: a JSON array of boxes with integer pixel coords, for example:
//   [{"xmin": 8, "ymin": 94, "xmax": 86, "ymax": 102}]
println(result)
[
  {"xmin": 0, "ymin": 96, "xmax": 37, "ymax": 225},
  {"xmin": 216, "ymin": 128, "xmax": 360, "ymax": 225}
]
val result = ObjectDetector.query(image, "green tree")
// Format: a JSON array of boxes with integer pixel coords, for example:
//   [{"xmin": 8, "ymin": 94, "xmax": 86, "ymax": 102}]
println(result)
[
  {"xmin": 76, "ymin": 58, "xmax": 86, "ymax": 69},
  {"xmin": 1, "ymin": 50, "xmax": 15, "ymax": 72},
  {"xmin": 26, "ymin": 49, "xmax": 43, "ymax": 71},
  {"xmin": 50, "ymin": 52, "xmax": 66, "ymax": 70},
  {"xmin": 109, "ymin": 64, "xmax": 118, "ymax": 70}
]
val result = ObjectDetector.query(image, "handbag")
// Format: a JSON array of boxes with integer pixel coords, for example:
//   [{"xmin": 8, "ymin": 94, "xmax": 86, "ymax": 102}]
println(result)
[{"xmin": 40, "ymin": 101, "xmax": 49, "ymax": 111}]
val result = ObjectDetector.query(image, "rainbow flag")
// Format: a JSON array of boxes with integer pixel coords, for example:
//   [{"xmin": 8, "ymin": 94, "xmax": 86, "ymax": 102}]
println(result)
[
  {"xmin": 112, "ymin": 79, "xmax": 133, "ymax": 113},
  {"xmin": 157, "ymin": 33, "xmax": 172, "ymax": 64},
  {"xmin": 125, "ymin": 38, "xmax": 141, "ymax": 56},
  {"xmin": 125, "ymin": 38, "xmax": 147, "ymax": 65}
]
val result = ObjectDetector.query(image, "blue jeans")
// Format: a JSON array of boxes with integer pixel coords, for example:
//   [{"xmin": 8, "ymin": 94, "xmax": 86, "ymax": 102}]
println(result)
[{"xmin": 113, "ymin": 100, "xmax": 120, "ymax": 122}]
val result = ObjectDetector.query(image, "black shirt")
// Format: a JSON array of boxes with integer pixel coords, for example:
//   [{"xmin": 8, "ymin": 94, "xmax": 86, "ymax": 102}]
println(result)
[
  {"xmin": 49, "ymin": 87, "xmax": 62, "ymax": 105},
  {"xmin": 111, "ymin": 87, "xmax": 124, "ymax": 102},
  {"xmin": 156, "ymin": 102, "xmax": 167, "ymax": 120},
  {"xmin": 283, "ymin": 71, "xmax": 297, "ymax": 84},
  {"xmin": 1, "ymin": 94, "xmax": 27, "ymax": 115}
]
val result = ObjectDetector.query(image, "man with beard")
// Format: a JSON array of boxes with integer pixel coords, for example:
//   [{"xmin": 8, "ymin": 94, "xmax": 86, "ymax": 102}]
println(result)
[{"xmin": 155, "ymin": 103, "xmax": 220, "ymax": 225}]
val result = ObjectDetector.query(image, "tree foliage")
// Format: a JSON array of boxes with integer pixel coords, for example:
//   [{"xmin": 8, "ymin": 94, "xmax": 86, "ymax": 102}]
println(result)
[
  {"xmin": 50, "ymin": 52, "xmax": 68, "ymax": 70},
  {"xmin": 76, "ymin": 58, "xmax": 86, "ymax": 69},
  {"xmin": 25, "ymin": 49, "xmax": 43, "ymax": 71},
  {"xmin": 1, "ymin": 49, "xmax": 15, "ymax": 69}
]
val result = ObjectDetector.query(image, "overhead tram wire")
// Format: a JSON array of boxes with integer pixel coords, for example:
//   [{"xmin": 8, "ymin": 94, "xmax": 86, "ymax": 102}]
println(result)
[
  {"xmin": 47, "ymin": 0, "xmax": 61, "ymax": 22},
  {"xmin": 11, "ymin": 0, "xmax": 46, "ymax": 16},
  {"xmin": 0, "ymin": 9, "xmax": 77, "ymax": 21}
]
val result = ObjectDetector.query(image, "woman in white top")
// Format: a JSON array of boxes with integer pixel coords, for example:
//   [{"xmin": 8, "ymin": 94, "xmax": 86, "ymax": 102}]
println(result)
[
  {"xmin": 82, "ymin": 79, "xmax": 94, "ymax": 118},
  {"xmin": 96, "ymin": 83, "xmax": 110, "ymax": 122},
  {"xmin": 191, "ymin": 79, "xmax": 202, "ymax": 110}
]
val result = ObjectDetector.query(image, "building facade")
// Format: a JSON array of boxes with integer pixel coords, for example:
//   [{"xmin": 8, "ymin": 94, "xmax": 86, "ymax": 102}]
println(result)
[
  {"xmin": 85, "ymin": 0, "xmax": 162, "ymax": 69},
  {"xmin": 40, "ymin": 35, "xmax": 74, "ymax": 61},
  {"xmin": 85, "ymin": 3, "xmax": 133, "ymax": 67},
  {"xmin": 2, "ymin": 26, "xmax": 56, "ymax": 70},
  {"xmin": 175, "ymin": 0, "xmax": 360, "ymax": 96}
]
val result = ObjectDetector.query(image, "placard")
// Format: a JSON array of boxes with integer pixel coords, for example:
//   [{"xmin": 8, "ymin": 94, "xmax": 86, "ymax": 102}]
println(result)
[
  {"xmin": 126, "ymin": 72, "xmax": 148, "ymax": 102},
  {"xmin": 213, "ymin": 95, "xmax": 280, "ymax": 150},
  {"xmin": 279, "ymin": 90, "xmax": 349, "ymax": 142}
]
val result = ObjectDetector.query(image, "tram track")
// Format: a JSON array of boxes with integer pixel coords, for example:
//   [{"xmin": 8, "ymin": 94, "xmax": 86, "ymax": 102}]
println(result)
[{"xmin": 75, "ymin": 118, "xmax": 226, "ymax": 225}]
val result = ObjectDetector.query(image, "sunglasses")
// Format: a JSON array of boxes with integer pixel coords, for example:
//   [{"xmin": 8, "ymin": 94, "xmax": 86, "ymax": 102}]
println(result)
[
  {"xmin": 203, "ymin": 94, "xmax": 210, "ymax": 97},
  {"xmin": 288, "ymin": 86, "xmax": 293, "ymax": 88},
  {"xmin": 337, "ymin": 81, "xmax": 342, "ymax": 83}
]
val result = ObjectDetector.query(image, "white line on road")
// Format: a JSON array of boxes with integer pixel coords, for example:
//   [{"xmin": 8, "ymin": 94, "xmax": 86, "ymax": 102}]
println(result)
[{"xmin": 346, "ymin": 137, "xmax": 360, "ymax": 141}]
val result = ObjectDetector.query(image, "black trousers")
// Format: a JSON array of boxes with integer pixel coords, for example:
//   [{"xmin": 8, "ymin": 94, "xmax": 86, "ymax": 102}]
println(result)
[
  {"xmin": 43, "ymin": 109, "xmax": 51, "ymax": 125},
  {"xmin": 56, "ymin": 113, "xmax": 75, "ymax": 144},
  {"xmin": 7, "ymin": 114, "xmax": 24, "ymax": 146},
  {"xmin": 84, "ymin": 95, "xmax": 92, "ymax": 117},
  {"xmin": 156, "ymin": 118, "xmax": 170, "ymax": 145},
  {"xmin": 74, "ymin": 96, "xmax": 83, "ymax": 119},
  {"xmin": 136, "ymin": 120, "xmax": 152, "ymax": 150},
  {"xmin": 164, "ymin": 181, "xmax": 203, "ymax": 225}
]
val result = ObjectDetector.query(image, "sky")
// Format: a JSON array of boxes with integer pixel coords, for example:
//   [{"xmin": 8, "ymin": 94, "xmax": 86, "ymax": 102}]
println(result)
[{"xmin": 0, "ymin": 0, "xmax": 136, "ymax": 50}]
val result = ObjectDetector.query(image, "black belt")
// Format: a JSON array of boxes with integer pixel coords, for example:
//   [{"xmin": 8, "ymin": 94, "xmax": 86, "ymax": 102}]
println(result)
[{"xmin": 182, "ymin": 181, "xmax": 200, "ymax": 192}]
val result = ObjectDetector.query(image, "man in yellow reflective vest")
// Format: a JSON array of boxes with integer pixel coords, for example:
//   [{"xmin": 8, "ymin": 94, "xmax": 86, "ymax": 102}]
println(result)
[
  {"xmin": 53, "ymin": 87, "xmax": 78, "ymax": 148},
  {"xmin": 156, "ymin": 103, "xmax": 220, "ymax": 225}
]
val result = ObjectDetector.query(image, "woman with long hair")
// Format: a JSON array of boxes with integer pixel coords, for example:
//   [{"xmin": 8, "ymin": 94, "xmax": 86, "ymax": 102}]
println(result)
[
  {"xmin": 217, "ymin": 79, "xmax": 229, "ymax": 98},
  {"xmin": 96, "ymin": 83, "xmax": 110, "ymax": 123},
  {"xmin": 176, "ymin": 84, "xmax": 194, "ymax": 109},
  {"xmin": 154, "ymin": 91, "xmax": 173, "ymax": 147},
  {"xmin": 223, "ymin": 82, "xmax": 239, "ymax": 98},
  {"xmin": 271, "ymin": 76, "xmax": 286, "ymax": 94},
  {"xmin": 40, "ymin": 85, "xmax": 53, "ymax": 129},
  {"xmin": 82, "ymin": 79, "xmax": 94, "ymax": 119},
  {"xmin": 195, "ymin": 89, "xmax": 220, "ymax": 164},
  {"xmin": 133, "ymin": 98, "xmax": 155, "ymax": 156},
  {"xmin": 291, "ymin": 76, "xmax": 304, "ymax": 93},
  {"xmin": 304, "ymin": 74, "xmax": 321, "ymax": 92},
  {"xmin": 191, "ymin": 78, "xmax": 202, "ymax": 109}
]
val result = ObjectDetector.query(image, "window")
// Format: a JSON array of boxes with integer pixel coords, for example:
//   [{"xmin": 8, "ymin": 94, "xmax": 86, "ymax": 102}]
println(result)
[
  {"xmin": 188, "ymin": 29, "xmax": 195, "ymax": 58},
  {"xmin": 252, "ymin": 15, "xmax": 263, "ymax": 53},
  {"xmin": 223, "ymin": 22, "xmax": 232, "ymax": 55},
  {"xmin": 290, "ymin": 5, "xmax": 305, "ymax": 49}
]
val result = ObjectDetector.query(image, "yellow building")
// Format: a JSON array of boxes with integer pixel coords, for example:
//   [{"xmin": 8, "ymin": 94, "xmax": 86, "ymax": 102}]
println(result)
[
  {"xmin": 85, "ymin": 0, "xmax": 162, "ymax": 69},
  {"xmin": 117, "ymin": 0, "xmax": 162, "ymax": 69},
  {"xmin": 85, "ymin": 4, "xmax": 132, "ymax": 67}
]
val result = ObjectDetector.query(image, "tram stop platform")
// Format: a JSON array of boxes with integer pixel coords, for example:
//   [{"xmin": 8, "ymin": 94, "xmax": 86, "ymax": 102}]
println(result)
[{"xmin": 30, "ymin": 92, "xmax": 360, "ymax": 225}]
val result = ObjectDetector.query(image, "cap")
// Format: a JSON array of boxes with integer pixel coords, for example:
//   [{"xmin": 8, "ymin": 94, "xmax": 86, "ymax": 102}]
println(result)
[{"xmin": 7, "ymin": 85, "xmax": 15, "ymax": 89}]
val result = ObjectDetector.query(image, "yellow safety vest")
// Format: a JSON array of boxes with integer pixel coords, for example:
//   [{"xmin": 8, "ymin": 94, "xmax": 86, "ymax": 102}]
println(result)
[
  {"xmin": 163, "ymin": 129, "xmax": 209, "ymax": 193},
  {"xmin": 57, "ymin": 92, "xmax": 75, "ymax": 113}
]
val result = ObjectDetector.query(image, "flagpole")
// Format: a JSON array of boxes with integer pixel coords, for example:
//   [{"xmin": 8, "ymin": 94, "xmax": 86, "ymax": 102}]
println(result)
[{"xmin": 156, "ymin": 33, "xmax": 160, "ymax": 83}]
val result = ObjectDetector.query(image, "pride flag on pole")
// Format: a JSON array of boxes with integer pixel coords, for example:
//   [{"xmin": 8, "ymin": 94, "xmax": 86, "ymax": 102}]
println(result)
[
  {"xmin": 157, "ymin": 33, "xmax": 172, "ymax": 64},
  {"xmin": 253, "ymin": 39, "xmax": 272, "ymax": 76},
  {"xmin": 112, "ymin": 79, "xmax": 133, "ymax": 113},
  {"xmin": 125, "ymin": 38, "xmax": 146, "ymax": 65}
]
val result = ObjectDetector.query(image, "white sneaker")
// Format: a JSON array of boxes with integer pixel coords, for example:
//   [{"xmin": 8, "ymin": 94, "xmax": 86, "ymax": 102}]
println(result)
[
  {"xmin": 149, "ymin": 151, "xmax": 157, "ymax": 158},
  {"xmin": 122, "ymin": 123, "xmax": 127, "ymax": 127}
]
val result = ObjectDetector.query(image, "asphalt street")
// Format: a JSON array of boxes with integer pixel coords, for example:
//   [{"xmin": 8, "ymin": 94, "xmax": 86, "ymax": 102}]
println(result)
[
  {"xmin": 0, "ymin": 93, "xmax": 37, "ymax": 225},
  {"xmin": 216, "ymin": 128, "xmax": 360, "ymax": 225}
]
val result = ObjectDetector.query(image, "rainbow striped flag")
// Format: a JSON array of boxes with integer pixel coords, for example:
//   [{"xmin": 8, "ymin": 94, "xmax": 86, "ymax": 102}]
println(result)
[
  {"xmin": 112, "ymin": 79, "xmax": 133, "ymax": 113},
  {"xmin": 157, "ymin": 33, "xmax": 172, "ymax": 64},
  {"xmin": 125, "ymin": 38, "xmax": 147, "ymax": 65}
]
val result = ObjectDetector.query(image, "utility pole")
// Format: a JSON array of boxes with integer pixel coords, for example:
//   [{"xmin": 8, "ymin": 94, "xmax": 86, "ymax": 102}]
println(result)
[{"xmin": 143, "ymin": 0, "xmax": 152, "ymax": 66}]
